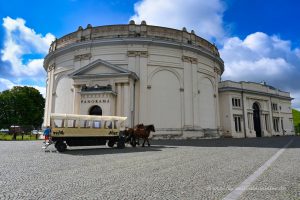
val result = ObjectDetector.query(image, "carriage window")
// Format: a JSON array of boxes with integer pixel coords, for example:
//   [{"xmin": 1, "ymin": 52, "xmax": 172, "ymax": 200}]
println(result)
[
  {"xmin": 67, "ymin": 120, "xmax": 77, "ymax": 128},
  {"xmin": 113, "ymin": 120, "xmax": 118, "ymax": 129},
  {"xmin": 80, "ymin": 120, "xmax": 86, "ymax": 128},
  {"xmin": 53, "ymin": 119, "xmax": 63, "ymax": 128},
  {"xmin": 118, "ymin": 121, "xmax": 125, "ymax": 130},
  {"xmin": 104, "ymin": 121, "xmax": 112, "ymax": 129},
  {"xmin": 83, "ymin": 120, "xmax": 92, "ymax": 128},
  {"xmin": 93, "ymin": 121, "xmax": 101, "ymax": 128}
]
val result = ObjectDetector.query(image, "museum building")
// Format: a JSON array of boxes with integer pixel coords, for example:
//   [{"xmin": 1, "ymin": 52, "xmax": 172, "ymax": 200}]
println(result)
[{"xmin": 43, "ymin": 21, "xmax": 294, "ymax": 138}]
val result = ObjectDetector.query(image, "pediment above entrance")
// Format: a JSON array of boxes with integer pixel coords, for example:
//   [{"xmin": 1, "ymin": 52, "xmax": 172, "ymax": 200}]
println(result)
[{"xmin": 69, "ymin": 59, "xmax": 139, "ymax": 80}]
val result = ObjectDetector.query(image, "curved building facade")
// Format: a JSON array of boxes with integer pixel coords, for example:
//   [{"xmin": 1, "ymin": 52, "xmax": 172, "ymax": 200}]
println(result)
[{"xmin": 43, "ymin": 21, "xmax": 224, "ymax": 138}]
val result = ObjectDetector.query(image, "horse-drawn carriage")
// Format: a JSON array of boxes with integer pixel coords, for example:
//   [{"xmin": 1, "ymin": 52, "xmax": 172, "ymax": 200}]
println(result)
[{"xmin": 47, "ymin": 113, "xmax": 155, "ymax": 152}]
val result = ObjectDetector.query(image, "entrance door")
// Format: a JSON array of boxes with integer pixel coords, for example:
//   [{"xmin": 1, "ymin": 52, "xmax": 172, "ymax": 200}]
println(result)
[
  {"xmin": 89, "ymin": 105, "xmax": 102, "ymax": 128},
  {"xmin": 89, "ymin": 105, "xmax": 102, "ymax": 115},
  {"xmin": 253, "ymin": 103, "xmax": 261, "ymax": 137}
]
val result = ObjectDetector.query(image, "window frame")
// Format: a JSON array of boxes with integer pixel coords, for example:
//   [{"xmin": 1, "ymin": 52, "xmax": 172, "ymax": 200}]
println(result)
[
  {"xmin": 234, "ymin": 115, "xmax": 242, "ymax": 132},
  {"xmin": 232, "ymin": 98, "xmax": 241, "ymax": 108}
]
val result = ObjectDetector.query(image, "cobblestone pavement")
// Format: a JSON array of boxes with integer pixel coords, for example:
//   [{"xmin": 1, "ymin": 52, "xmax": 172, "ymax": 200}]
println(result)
[{"xmin": 0, "ymin": 136, "xmax": 299, "ymax": 200}]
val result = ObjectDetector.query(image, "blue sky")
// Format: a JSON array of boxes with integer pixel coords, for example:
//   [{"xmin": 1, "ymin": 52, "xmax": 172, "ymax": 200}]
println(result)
[{"xmin": 0, "ymin": 0, "xmax": 300, "ymax": 109}]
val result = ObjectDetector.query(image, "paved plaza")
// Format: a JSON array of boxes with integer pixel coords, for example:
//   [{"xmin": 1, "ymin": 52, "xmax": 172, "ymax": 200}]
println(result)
[{"xmin": 0, "ymin": 136, "xmax": 299, "ymax": 200}]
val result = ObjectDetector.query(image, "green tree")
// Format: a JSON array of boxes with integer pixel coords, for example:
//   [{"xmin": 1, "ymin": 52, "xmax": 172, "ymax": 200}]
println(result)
[{"xmin": 0, "ymin": 86, "xmax": 45, "ymax": 139}]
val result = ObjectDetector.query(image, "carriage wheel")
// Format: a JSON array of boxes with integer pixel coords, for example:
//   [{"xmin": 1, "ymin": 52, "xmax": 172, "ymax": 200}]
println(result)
[
  {"xmin": 107, "ymin": 140, "xmax": 115, "ymax": 148},
  {"xmin": 55, "ymin": 141, "xmax": 67, "ymax": 152}
]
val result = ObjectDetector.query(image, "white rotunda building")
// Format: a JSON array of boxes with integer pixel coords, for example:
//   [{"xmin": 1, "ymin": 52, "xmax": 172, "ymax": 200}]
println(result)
[{"xmin": 43, "ymin": 21, "xmax": 294, "ymax": 138}]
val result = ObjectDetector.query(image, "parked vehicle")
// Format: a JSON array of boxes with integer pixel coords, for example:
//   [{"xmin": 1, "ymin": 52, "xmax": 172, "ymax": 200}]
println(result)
[
  {"xmin": 0, "ymin": 129, "xmax": 9, "ymax": 134},
  {"xmin": 49, "ymin": 113, "xmax": 127, "ymax": 152}
]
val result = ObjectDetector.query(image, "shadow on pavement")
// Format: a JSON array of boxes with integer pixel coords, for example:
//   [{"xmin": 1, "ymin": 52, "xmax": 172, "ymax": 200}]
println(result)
[
  {"xmin": 150, "ymin": 136, "xmax": 300, "ymax": 149},
  {"xmin": 60, "ymin": 145, "xmax": 176, "ymax": 156},
  {"xmin": 45, "ymin": 136, "xmax": 299, "ymax": 155}
]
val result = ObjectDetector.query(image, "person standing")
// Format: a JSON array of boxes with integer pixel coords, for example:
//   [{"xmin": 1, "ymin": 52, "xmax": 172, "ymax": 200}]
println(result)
[{"xmin": 43, "ymin": 126, "xmax": 51, "ymax": 144}]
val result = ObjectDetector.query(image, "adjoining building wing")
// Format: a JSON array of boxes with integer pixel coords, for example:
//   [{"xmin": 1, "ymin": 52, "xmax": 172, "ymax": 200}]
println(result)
[{"xmin": 219, "ymin": 81, "xmax": 294, "ymax": 138}]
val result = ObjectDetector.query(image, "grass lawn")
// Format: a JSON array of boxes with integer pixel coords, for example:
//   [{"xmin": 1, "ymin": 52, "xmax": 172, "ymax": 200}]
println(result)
[
  {"xmin": 292, "ymin": 109, "xmax": 300, "ymax": 125},
  {"xmin": 0, "ymin": 134, "xmax": 39, "ymax": 141}
]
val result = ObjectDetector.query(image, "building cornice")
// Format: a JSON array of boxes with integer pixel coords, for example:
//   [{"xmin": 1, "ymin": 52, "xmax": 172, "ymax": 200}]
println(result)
[
  {"xmin": 218, "ymin": 86, "xmax": 293, "ymax": 101},
  {"xmin": 44, "ymin": 37, "xmax": 224, "ymax": 74},
  {"xmin": 80, "ymin": 90, "xmax": 117, "ymax": 96},
  {"xmin": 69, "ymin": 58, "xmax": 139, "ymax": 81},
  {"xmin": 72, "ymin": 73, "xmax": 139, "ymax": 80}
]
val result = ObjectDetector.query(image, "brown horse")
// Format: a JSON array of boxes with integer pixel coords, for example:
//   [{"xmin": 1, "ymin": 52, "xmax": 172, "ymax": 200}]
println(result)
[{"xmin": 133, "ymin": 124, "xmax": 155, "ymax": 147}]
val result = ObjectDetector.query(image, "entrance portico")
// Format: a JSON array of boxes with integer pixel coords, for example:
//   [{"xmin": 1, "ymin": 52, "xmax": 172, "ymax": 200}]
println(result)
[{"xmin": 69, "ymin": 59, "xmax": 138, "ymax": 127}]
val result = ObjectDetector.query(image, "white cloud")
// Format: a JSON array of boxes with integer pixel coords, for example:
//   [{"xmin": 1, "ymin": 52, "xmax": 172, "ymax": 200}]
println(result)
[
  {"xmin": 1, "ymin": 16, "xmax": 55, "ymax": 78},
  {"xmin": 220, "ymin": 32, "xmax": 300, "ymax": 109},
  {"xmin": 0, "ymin": 78, "xmax": 46, "ymax": 97},
  {"xmin": 220, "ymin": 32, "xmax": 299, "ymax": 83},
  {"xmin": 130, "ymin": 0, "xmax": 226, "ymax": 41},
  {"xmin": 0, "ymin": 78, "xmax": 15, "ymax": 91}
]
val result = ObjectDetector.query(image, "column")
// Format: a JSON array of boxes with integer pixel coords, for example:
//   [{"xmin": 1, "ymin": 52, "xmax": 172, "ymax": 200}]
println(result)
[
  {"xmin": 44, "ymin": 64, "xmax": 55, "ymax": 126},
  {"xmin": 247, "ymin": 112, "xmax": 253, "ymax": 137},
  {"xmin": 265, "ymin": 114, "xmax": 269, "ymax": 132},
  {"xmin": 43, "ymin": 77, "xmax": 50, "ymax": 126},
  {"xmin": 116, "ymin": 84, "xmax": 122, "ymax": 116},
  {"xmin": 138, "ymin": 52, "xmax": 148, "ymax": 124},
  {"xmin": 214, "ymin": 69, "xmax": 222, "ymax": 130},
  {"xmin": 279, "ymin": 117, "xmax": 283, "ymax": 135},
  {"xmin": 73, "ymin": 85, "xmax": 81, "ymax": 114},
  {"xmin": 129, "ymin": 79, "xmax": 135, "ymax": 127},
  {"xmin": 123, "ymin": 84, "xmax": 131, "ymax": 127},
  {"xmin": 183, "ymin": 56, "xmax": 193, "ymax": 128},
  {"xmin": 268, "ymin": 98, "xmax": 274, "ymax": 135},
  {"xmin": 261, "ymin": 113, "xmax": 266, "ymax": 136},
  {"xmin": 243, "ymin": 95, "xmax": 249, "ymax": 135},
  {"xmin": 192, "ymin": 60, "xmax": 199, "ymax": 127},
  {"xmin": 127, "ymin": 51, "xmax": 136, "ymax": 73},
  {"xmin": 127, "ymin": 50, "xmax": 147, "ymax": 125},
  {"xmin": 214, "ymin": 82, "xmax": 220, "ymax": 130},
  {"xmin": 134, "ymin": 81, "xmax": 140, "ymax": 125}
]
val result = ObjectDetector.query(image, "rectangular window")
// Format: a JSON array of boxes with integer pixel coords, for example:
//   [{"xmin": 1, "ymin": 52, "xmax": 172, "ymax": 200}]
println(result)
[
  {"xmin": 248, "ymin": 113, "xmax": 252, "ymax": 130},
  {"xmin": 273, "ymin": 117, "xmax": 279, "ymax": 132},
  {"xmin": 232, "ymin": 98, "xmax": 241, "ymax": 107},
  {"xmin": 234, "ymin": 115, "xmax": 242, "ymax": 132},
  {"xmin": 265, "ymin": 115, "xmax": 269, "ymax": 131},
  {"xmin": 272, "ymin": 103, "xmax": 278, "ymax": 111}
]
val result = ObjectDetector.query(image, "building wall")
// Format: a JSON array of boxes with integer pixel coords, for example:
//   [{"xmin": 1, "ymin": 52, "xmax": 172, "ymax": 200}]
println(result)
[
  {"xmin": 219, "ymin": 81, "xmax": 294, "ymax": 138},
  {"xmin": 149, "ymin": 70, "xmax": 182, "ymax": 129}
]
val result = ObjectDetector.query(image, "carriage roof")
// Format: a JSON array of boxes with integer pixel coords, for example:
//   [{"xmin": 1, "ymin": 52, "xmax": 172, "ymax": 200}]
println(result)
[{"xmin": 50, "ymin": 113, "xmax": 127, "ymax": 121}]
